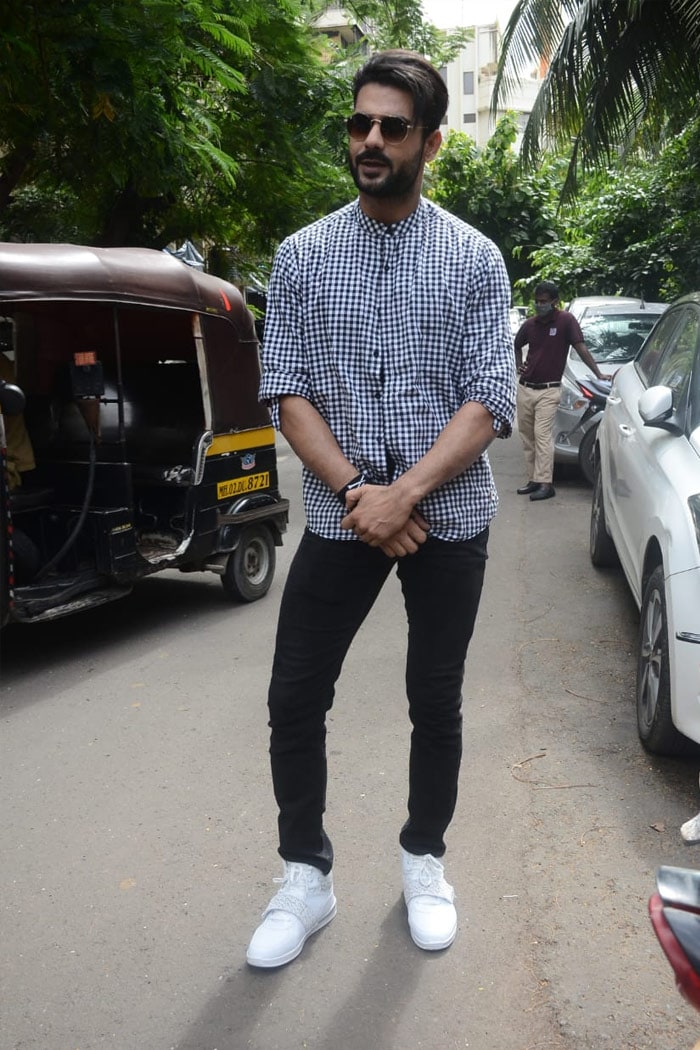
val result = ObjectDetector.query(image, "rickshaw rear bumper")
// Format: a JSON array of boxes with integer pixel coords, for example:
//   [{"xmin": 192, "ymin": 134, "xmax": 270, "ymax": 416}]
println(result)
[{"xmin": 217, "ymin": 496, "xmax": 290, "ymax": 537}]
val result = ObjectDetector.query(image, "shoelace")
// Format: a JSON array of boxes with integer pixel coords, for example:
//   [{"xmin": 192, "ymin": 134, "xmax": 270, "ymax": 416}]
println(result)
[
  {"xmin": 273, "ymin": 863, "xmax": 305, "ymax": 889},
  {"xmin": 415, "ymin": 855, "xmax": 444, "ymax": 891},
  {"xmin": 404, "ymin": 854, "xmax": 453, "ymax": 902}
]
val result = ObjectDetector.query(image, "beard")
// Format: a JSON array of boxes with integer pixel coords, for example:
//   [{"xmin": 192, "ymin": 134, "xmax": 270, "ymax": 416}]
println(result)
[{"xmin": 348, "ymin": 147, "xmax": 424, "ymax": 199}]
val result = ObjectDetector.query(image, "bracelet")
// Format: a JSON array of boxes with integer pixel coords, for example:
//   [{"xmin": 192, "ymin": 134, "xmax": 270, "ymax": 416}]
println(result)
[{"xmin": 336, "ymin": 473, "xmax": 364, "ymax": 504}]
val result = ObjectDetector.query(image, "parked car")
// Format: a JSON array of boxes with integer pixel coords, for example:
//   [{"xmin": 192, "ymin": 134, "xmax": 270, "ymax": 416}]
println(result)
[
  {"xmin": 509, "ymin": 306, "xmax": 527, "ymax": 336},
  {"xmin": 554, "ymin": 298, "xmax": 666, "ymax": 482},
  {"xmin": 589, "ymin": 292, "xmax": 700, "ymax": 755},
  {"xmin": 567, "ymin": 294, "xmax": 657, "ymax": 323}
]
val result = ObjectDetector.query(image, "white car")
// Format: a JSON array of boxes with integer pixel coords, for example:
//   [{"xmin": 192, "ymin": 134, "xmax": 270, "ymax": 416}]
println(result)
[
  {"xmin": 590, "ymin": 292, "xmax": 700, "ymax": 754},
  {"xmin": 510, "ymin": 306, "xmax": 527, "ymax": 335},
  {"xmin": 567, "ymin": 294, "xmax": 657, "ymax": 323}
]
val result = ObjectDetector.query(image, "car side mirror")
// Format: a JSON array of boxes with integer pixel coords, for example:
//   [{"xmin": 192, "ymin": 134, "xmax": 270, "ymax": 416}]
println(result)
[{"xmin": 639, "ymin": 385, "xmax": 682, "ymax": 434}]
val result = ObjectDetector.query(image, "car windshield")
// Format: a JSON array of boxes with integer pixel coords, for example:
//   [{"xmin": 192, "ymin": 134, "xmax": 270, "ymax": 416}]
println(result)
[{"xmin": 582, "ymin": 312, "xmax": 662, "ymax": 363}]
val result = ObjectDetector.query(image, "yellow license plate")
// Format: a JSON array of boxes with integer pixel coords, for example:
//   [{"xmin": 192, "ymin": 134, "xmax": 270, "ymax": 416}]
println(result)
[{"xmin": 217, "ymin": 472, "xmax": 270, "ymax": 500}]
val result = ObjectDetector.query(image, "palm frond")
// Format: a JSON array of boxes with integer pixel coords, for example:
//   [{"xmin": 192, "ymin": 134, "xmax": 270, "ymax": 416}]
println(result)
[{"xmin": 496, "ymin": 0, "xmax": 700, "ymax": 195}]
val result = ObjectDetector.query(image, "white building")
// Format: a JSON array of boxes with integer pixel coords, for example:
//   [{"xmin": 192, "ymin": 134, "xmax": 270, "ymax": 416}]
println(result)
[
  {"xmin": 440, "ymin": 23, "xmax": 545, "ymax": 146},
  {"xmin": 312, "ymin": 3, "xmax": 367, "ymax": 51}
]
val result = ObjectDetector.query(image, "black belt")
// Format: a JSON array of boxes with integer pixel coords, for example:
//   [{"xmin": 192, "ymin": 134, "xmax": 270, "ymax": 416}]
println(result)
[{"xmin": 519, "ymin": 380, "xmax": 561, "ymax": 389}]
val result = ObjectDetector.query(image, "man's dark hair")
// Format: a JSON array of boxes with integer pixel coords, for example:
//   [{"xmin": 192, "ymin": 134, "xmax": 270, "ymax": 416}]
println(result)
[
  {"xmin": 534, "ymin": 280, "xmax": 559, "ymax": 301},
  {"xmin": 352, "ymin": 50, "xmax": 448, "ymax": 134}
]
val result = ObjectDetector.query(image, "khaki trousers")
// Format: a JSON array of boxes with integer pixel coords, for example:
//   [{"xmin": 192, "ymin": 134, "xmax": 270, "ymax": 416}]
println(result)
[{"xmin": 516, "ymin": 383, "xmax": 562, "ymax": 484}]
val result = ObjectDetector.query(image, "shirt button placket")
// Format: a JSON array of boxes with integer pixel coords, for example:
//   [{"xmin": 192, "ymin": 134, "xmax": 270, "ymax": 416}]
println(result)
[{"xmin": 377, "ymin": 233, "xmax": 392, "ymax": 391}]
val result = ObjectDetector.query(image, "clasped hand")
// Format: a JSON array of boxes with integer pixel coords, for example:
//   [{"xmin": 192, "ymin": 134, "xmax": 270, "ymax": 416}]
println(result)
[{"xmin": 340, "ymin": 483, "xmax": 429, "ymax": 557}]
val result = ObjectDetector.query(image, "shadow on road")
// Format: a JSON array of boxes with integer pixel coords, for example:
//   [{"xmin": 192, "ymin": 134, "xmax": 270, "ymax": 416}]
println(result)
[
  {"xmin": 174, "ymin": 899, "xmax": 427, "ymax": 1050},
  {"xmin": 0, "ymin": 571, "xmax": 261, "ymax": 694}
]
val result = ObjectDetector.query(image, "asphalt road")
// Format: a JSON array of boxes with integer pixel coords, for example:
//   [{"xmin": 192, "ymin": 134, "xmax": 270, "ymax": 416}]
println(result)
[{"xmin": 2, "ymin": 432, "xmax": 700, "ymax": 1050}]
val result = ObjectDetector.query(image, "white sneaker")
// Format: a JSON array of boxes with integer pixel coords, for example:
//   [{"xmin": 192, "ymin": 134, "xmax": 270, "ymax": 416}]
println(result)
[
  {"xmin": 401, "ymin": 848, "xmax": 457, "ymax": 951},
  {"xmin": 246, "ymin": 861, "xmax": 336, "ymax": 968}
]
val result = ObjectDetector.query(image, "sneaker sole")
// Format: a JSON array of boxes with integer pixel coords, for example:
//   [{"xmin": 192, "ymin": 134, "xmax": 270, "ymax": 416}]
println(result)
[
  {"xmin": 246, "ymin": 901, "xmax": 337, "ymax": 969},
  {"xmin": 409, "ymin": 924, "xmax": 457, "ymax": 951}
]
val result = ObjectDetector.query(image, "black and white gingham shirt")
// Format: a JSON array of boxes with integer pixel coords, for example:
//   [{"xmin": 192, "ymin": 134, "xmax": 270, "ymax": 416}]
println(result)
[{"xmin": 259, "ymin": 197, "xmax": 516, "ymax": 541}]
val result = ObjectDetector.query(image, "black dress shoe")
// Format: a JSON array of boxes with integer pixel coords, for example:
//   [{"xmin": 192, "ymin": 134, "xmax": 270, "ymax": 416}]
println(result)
[
  {"xmin": 529, "ymin": 483, "xmax": 556, "ymax": 501},
  {"xmin": 517, "ymin": 481, "xmax": 539, "ymax": 495}
]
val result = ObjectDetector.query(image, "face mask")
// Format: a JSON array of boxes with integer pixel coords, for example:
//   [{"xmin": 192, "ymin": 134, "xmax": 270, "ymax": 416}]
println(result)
[{"xmin": 535, "ymin": 302, "xmax": 554, "ymax": 317}]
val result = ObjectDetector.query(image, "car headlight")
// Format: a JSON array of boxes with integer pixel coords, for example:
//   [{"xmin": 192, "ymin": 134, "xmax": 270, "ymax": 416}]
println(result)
[{"xmin": 559, "ymin": 375, "xmax": 588, "ymax": 411}]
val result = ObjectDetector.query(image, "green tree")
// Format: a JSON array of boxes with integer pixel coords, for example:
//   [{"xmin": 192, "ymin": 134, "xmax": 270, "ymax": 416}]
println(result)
[
  {"xmin": 343, "ymin": 0, "xmax": 472, "ymax": 67},
  {"xmin": 428, "ymin": 114, "xmax": 561, "ymax": 291},
  {"xmin": 521, "ymin": 116, "xmax": 700, "ymax": 302},
  {"xmin": 1, "ymin": 0, "xmax": 245, "ymax": 241},
  {"xmin": 0, "ymin": 0, "xmax": 346, "ymax": 273},
  {"xmin": 493, "ymin": 0, "xmax": 700, "ymax": 197}
]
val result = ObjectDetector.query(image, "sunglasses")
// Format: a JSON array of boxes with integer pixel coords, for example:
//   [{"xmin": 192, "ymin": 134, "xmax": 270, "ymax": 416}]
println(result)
[{"xmin": 346, "ymin": 112, "xmax": 422, "ymax": 145}]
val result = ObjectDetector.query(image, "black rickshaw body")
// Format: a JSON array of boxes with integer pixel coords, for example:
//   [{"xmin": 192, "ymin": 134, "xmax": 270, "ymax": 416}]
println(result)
[{"xmin": 0, "ymin": 243, "xmax": 287, "ymax": 627}]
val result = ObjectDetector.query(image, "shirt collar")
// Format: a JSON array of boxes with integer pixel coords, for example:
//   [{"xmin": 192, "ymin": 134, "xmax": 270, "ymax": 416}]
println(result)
[{"xmin": 353, "ymin": 197, "xmax": 425, "ymax": 239}]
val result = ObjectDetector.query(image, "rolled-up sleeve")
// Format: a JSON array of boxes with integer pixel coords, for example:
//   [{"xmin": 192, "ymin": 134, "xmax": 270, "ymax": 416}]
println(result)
[
  {"xmin": 461, "ymin": 239, "xmax": 517, "ymax": 438},
  {"xmin": 258, "ymin": 239, "xmax": 311, "ymax": 429}
]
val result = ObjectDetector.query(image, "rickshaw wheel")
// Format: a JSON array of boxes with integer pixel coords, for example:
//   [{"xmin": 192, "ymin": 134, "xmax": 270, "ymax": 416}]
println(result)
[{"xmin": 221, "ymin": 525, "xmax": 275, "ymax": 603}]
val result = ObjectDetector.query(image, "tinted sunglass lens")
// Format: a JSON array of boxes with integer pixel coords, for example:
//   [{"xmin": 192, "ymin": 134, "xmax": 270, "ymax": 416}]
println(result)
[
  {"xmin": 347, "ymin": 114, "xmax": 372, "ymax": 139},
  {"xmin": 381, "ymin": 117, "xmax": 409, "ymax": 143},
  {"xmin": 346, "ymin": 114, "xmax": 410, "ymax": 143}
]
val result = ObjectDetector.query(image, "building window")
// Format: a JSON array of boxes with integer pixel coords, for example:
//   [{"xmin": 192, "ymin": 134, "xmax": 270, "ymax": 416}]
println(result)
[
  {"xmin": 463, "ymin": 113, "xmax": 476, "ymax": 124},
  {"xmin": 463, "ymin": 71, "xmax": 474, "ymax": 94}
]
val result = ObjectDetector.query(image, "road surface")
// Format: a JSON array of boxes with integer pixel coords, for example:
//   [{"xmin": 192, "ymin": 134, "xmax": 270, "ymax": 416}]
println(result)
[{"xmin": 2, "ymin": 432, "xmax": 699, "ymax": 1050}]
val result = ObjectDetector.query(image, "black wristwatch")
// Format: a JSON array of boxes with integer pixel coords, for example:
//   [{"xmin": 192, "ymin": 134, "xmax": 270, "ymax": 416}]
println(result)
[{"xmin": 336, "ymin": 473, "xmax": 364, "ymax": 504}]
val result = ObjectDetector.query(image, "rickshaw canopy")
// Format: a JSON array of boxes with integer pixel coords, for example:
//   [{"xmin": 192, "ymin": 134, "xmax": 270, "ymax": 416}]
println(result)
[
  {"xmin": 0, "ymin": 242, "xmax": 267, "ymax": 435},
  {"xmin": 0, "ymin": 242, "xmax": 248, "ymax": 322}
]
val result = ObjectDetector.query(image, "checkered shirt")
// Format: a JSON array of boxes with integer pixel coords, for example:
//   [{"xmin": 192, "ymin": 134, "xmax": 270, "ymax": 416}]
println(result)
[{"xmin": 259, "ymin": 197, "xmax": 516, "ymax": 541}]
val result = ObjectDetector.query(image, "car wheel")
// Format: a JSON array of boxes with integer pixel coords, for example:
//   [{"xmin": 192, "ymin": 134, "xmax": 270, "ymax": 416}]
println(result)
[
  {"xmin": 578, "ymin": 424, "xmax": 598, "ymax": 486},
  {"xmin": 589, "ymin": 463, "xmax": 617, "ymax": 567},
  {"xmin": 636, "ymin": 565, "xmax": 690, "ymax": 755},
  {"xmin": 221, "ymin": 525, "xmax": 275, "ymax": 603}
]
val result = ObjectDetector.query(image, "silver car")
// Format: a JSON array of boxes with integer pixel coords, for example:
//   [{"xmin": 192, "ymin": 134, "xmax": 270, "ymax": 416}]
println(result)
[
  {"xmin": 589, "ymin": 292, "xmax": 700, "ymax": 755},
  {"xmin": 553, "ymin": 299, "xmax": 666, "ymax": 482}
]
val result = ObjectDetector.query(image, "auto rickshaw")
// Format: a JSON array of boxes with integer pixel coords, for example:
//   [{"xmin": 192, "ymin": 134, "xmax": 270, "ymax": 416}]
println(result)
[{"xmin": 0, "ymin": 243, "xmax": 288, "ymax": 628}]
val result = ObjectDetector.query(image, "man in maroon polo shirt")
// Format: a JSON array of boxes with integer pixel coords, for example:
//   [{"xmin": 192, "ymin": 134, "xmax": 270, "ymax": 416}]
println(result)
[{"xmin": 514, "ymin": 281, "xmax": 604, "ymax": 501}]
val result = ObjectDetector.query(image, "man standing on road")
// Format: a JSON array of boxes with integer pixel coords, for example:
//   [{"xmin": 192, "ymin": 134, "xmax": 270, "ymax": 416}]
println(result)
[
  {"xmin": 246, "ymin": 49, "xmax": 516, "ymax": 969},
  {"xmin": 514, "ymin": 281, "xmax": 604, "ymax": 501}
]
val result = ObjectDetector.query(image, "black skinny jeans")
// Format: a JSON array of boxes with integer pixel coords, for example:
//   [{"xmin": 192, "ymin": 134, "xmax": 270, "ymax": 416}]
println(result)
[{"xmin": 267, "ymin": 527, "xmax": 489, "ymax": 875}]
